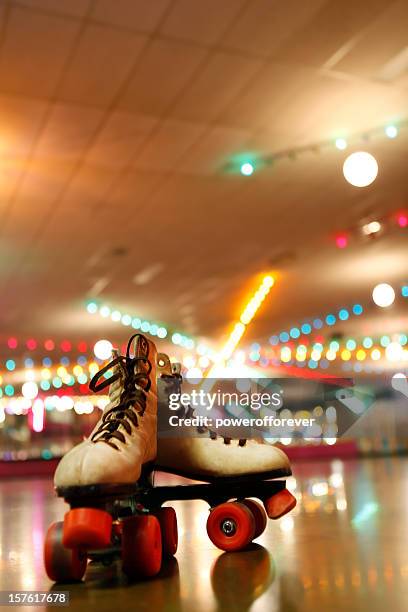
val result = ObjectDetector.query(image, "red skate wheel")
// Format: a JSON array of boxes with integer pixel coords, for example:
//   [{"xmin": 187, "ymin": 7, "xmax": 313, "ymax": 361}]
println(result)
[
  {"xmin": 241, "ymin": 499, "xmax": 267, "ymax": 539},
  {"xmin": 206, "ymin": 502, "xmax": 255, "ymax": 552},
  {"xmin": 63, "ymin": 508, "xmax": 112, "ymax": 549},
  {"xmin": 122, "ymin": 514, "xmax": 162, "ymax": 578},
  {"xmin": 44, "ymin": 522, "xmax": 87, "ymax": 583},
  {"xmin": 264, "ymin": 489, "xmax": 297, "ymax": 519},
  {"xmin": 155, "ymin": 507, "xmax": 178, "ymax": 557}
]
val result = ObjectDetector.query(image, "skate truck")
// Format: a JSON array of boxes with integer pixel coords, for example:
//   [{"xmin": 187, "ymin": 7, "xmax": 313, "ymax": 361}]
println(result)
[{"xmin": 44, "ymin": 351, "xmax": 296, "ymax": 583}]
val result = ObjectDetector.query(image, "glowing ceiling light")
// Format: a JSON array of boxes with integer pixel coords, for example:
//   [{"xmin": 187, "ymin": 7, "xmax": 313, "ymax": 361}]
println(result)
[
  {"xmin": 87, "ymin": 302, "xmax": 98, "ymax": 314},
  {"xmin": 281, "ymin": 347, "xmax": 292, "ymax": 363},
  {"xmin": 111, "ymin": 310, "xmax": 121, "ymax": 322},
  {"xmin": 93, "ymin": 339, "xmax": 113, "ymax": 360},
  {"xmin": 352, "ymin": 304, "xmax": 363, "ymax": 315},
  {"xmin": 343, "ymin": 151, "xmax": 378, "ymax": 187},
  {"xmin": 372, "ymin": 283, "xmax": 395, "ymax": 308},
  {"xmin": 371, "ymin": 349, "xmax": 381, "ymax": 361},
  {"xmin": 240, "ymin": 162, "xmax": 254, "ymax": 176},
  {"xmin": 157, "ymin": 327, "xmax": 167, "ymax": 338},
  {"xmin": 22, "ymin": 381, "xmax": 39, "ymax": 400},
  {"xmin": 339, "ymin": 308, "xmax": 349, "ymax": 320},
  {"xmin": 335, "ymin": 138, "xmax": 347, "ymax": 150},
  {"xmin": 385, "ymin": 125, "xmax": 398, "ymax": 138},
  {"xmin": 335, "ymin": 234, "xmax": 348, "ymax": 249},
  {"xmin": 100, "ymin": 305, "xmax": 111, "ymax": 318},
  {"xmin": 186, "ymin": 367, "xmax": 203, "ymax": 381},
  {"xmin": 385, "ymin": 342, "xmax": 403, "ymax": 362},
  {"xmin": 183, "ymin": 355, "xmax": 196, "ymax": 369},
  {"xmin": 397, "ymin": 213, "xmax": 407, "ymax": 228},
  {"xmin": 362, "ymin": 220, "xmax": 381, "ymax": 236}
]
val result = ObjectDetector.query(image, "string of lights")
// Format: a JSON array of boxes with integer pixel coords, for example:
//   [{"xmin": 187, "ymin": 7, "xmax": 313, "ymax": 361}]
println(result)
[
  {"xmin": 246, "ymin": 331, "xmax": 408, "ymax": 371},
  {"xmin": 219, "ymin": 275, "xmax": 275, "ymax": 362},
  {"xmin": 86, "ymin": 300, "xmax": 202, "ymax": 352},
  {"xmin": 226, "ymin": 118, "xmax": 408, "ymax": 177},
  {"xmin": 268, "ymin": 303, "xmax": 364, "ymax": 346},
  {"xmin": 261, "ymin": 283, "xmax": 408, "ymax": 358}
]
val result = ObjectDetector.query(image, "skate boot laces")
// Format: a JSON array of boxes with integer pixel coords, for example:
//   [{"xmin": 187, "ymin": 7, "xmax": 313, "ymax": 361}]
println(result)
[{"xmin": 89, "ymin": 334, "xmax": 152, "ymax": 450}]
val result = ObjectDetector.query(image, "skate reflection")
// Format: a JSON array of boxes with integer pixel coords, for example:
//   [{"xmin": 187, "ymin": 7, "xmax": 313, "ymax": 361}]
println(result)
[
  {"xmin": 211, "ymin": 544, "xmax": 274, "ymax": 611},
  {"xmin": 48, "ymin": 557, "xmax": 182, "ymax": 610}
]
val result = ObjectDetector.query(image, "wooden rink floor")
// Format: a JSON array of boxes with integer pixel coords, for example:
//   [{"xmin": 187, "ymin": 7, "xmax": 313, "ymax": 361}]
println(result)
[{"xmin": 0, "ymin": 456, "xmax": 407, "ymax": 612}]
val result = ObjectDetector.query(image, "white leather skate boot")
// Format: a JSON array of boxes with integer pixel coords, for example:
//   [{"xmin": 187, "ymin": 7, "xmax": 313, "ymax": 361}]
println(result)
[
  {"xmin": 54, "ymin": 334, "xmax": 157, "ymax": 489},
  {"xmin": 155, "ymin": 354, "xmax": 292, "ymax": 481}
]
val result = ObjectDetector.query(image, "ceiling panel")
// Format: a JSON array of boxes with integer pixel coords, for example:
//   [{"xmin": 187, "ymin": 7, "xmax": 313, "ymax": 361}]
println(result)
[
  {"xmin": 0, "ymin": 95, "xmax": 47, "ymax": 159},
  {"xmin": 219, "ymin": 62, "xmax": 313, "ymax": 132},
  {"xmin": 118, "ymin": 39, "xmax": 208, "ymax": 116},
  {"xmin": 91, "ymin": 0, "xmax": 172, "ymax": 33},
  {"xmin": 106, "ymin": 168, "xmax": 167, "ymax": 211},
  {"xmin": 223, "ymin": 0, "xmax": 328, "ymax": 58},
  {"xmin": 13, "ymin": 0, "xmax": 92, "ymax": 18},
  {"xmin": 160, "ymin": 0, "xmax": 246, "ymax": 46},
  {"xmin": 86, "ymin": 111, "xmax": 158, "ymax": 168},
  {"xmin": 0, "ymin": 96, "xmax": 48, "ymax": 207},
  {"xmin": 179, "ymin": 125, "xmax": 251, "ymax": 174},
  {"xmin": 57, "ymin": 24, "xmax": 147, "ymax": 106},
  {"xmin": 270, "ymin": 0, "xmax": 390, "ymax": 68},
  {"xmin": 0, "ymin": 7, "xmax": 79, "ymax": 98},
  {"xmin": 170, "ymin": 51, "xmax": 262, "ymax": 122},
  {"xmin": 33, "ymin": 103, "xmax": 104, "ymax": 161},
  {"xmin": 133, "ymin": 118, "xmax": 206, "ymax": 171},
  {"xmin": 57, "ymin": 162, "xmax": 124, "ymax": 212},
  {"xmin": 333, "ymin": 1, "xmax": 408, "ymax": 79}
]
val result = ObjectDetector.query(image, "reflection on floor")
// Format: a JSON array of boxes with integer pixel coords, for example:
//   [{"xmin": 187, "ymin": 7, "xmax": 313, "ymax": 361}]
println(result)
[{"xmin": 1, "ymin": 457, "xmax": 408, "ymax": 611}]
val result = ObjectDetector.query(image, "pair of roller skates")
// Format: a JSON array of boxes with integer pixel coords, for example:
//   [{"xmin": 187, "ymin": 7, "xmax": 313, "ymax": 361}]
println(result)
[{"xmin": 44, "ymin": 334, "xmax": 296, "ymax": 582}]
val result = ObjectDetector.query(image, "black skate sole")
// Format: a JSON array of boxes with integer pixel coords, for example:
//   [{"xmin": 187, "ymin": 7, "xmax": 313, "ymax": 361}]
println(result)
[
  {"xmin": 56, "ymin": 466, "xmax": 291, "ymax": 502},
  {"xmin": 56, "ymin": 482, "xmax": 143, "ymax": 501},
  {"xmin": 153, "ymin": 464, "xmax": 292, "ymax": 484}
]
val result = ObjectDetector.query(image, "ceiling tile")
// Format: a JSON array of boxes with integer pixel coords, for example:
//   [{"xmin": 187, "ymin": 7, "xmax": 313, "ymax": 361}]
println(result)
[
  {"xmin": 92, "ymin": 0, "xmax": 172, "ymax": 33},
  {"xmin": 133, "ymin": 118, "xmax": 206, "ymax": 171},
  {"xmin": 170, "ymin": 51, "xmax": 262, "ymax": 122},
  {"xmin": 57, "ymin": 24, "xmax": 147, "ymax": 106},
  {"xmin": 224, "ymin": 0, "xmax": 328, "ymax": 58},
  {"xmin": 160, "ymin": 0, "xmax": 246, "ymax": 46},
  {"xmin": 15, "ymin": 0, "xmax": 92, "ymax": 18},
  {"xmin": 86, "ymin": 111, "xmax": 158, "ymax": 168},
  {"xmin": 334, "ymin": 1, "xmax": 408, "ymax": 79},
  {"xmin": 58, "ymin": 162, "xmax": 122, "ymax": 210},
  {"xmin": 220, "ymin": 62, "xmax": 313, "ymax": 131},
  {"xmin": 270, "ymin": 0, "xmax": 390, "ymax": 67},
  {"xmin": 0, "ymin": 95, "xmax": 48, "ymax": 158},
  {"xmin": 17, "ymin": 159, "xmax": 80, "ymax": 203},
  {"xmin": 108, "ymin": 168, "xmax": 166, "ymax": 209},
  {"xmin": 178, "ymin": 125, "xmax": 251, "ymax": 174},
  {"xmin": 0, "ymin": 7, "xmax": 79, "ymax": 98},
  {"xmin": 0, "ymin": 96, "xmax": 48, "ymax": 203},
  {"xmin": 34, "ymin": 103, "xmax": 105, "ymax": 161},
  {"xmin": 118, "ymin": 39, "xmax": 208, "ymax": 116}
]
